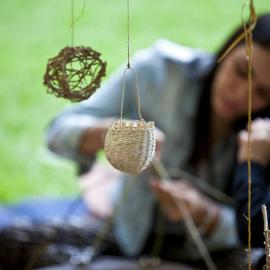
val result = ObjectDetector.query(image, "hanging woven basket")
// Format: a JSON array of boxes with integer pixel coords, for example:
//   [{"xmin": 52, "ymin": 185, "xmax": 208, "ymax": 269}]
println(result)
[{"xmin": 104, "ymin": 120, "xmax": 156, "ymax": 175}]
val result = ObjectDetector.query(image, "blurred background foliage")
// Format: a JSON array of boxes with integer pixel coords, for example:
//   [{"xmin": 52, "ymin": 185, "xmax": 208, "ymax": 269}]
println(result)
[{"xmin": 0, "ymin": 0, "xmax": 269, "ymax": 202}]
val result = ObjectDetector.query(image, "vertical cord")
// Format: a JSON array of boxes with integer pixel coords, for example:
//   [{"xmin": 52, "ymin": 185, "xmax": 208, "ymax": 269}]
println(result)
[
  {"xmin": 219, "ymin": 2, "xmax": 257, "ymax": 268},
  {"xmin": 127, "ymin": 0, "xmax": 130, "ymax": 68},
  {"xmin": 120, "ymin": 0, "xmax": 143, "ymax": 122},
  {"xmin": 70, "ymin": 0, "xmax": 87, "ymax": 47},
  {"xmin": 133, "ymin": 68, "xmax": 143, "ymax": 120},
  {"xmin": 120, "ymin": 69, "xmax": 128, "ymax": 121},
  {"xmin": 120, "ymin": 68, "xmax": 143, "ymax": 121},
  {"xmin": 246, "ymin": 20, "xmax": 253, "ymax": 270},
  {"xmin": 71, "ymin": 0, "xmax": 74, "ymax": 46},
  {"xmin": 243, "ymin": 1, "xmax": 256, "ymax": 269}
]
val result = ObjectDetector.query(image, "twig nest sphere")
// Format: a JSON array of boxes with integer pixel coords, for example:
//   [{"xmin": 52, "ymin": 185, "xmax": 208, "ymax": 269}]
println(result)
[
  {"xmin": 44, "ymin": 46, "xmax": 106, "ymax": 102},
  {"xmin": 104, "ymin": 120, "xmax": 156, "ymax": 175}
]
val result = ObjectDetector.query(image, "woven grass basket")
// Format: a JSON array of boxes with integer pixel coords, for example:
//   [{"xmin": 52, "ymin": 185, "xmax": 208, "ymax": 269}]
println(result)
[{"xmin": 104, "ymin": 120, "xmax": 156, "ymax": 175}]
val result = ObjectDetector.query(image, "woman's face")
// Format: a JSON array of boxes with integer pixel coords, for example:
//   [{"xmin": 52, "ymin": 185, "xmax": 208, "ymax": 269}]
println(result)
[{"xmin": 211, "ymin": 44, "xmax": 270, "ymax": 123}]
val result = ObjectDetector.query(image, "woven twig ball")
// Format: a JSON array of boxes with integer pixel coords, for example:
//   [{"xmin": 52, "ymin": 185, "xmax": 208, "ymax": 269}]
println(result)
[
  {"xmin": 43, "ymin": 46, "xmax": 106, "ymax": 102},
  {"xmin": 104, "ymin": 120, "xmax": 156, "ymax": 175}
]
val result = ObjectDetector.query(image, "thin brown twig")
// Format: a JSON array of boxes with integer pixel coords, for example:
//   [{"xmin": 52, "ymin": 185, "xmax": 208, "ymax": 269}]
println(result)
[
  {"xmin": 241, "ymin": 2, "xmax": 257, "ymax": 270},
  {"xmin": 151, "ymin": 157, "xmax": 217, "ymax": 270},
  {"xmin": 218, "ymin": 0, "xmax": 256, "ymax": 63}
]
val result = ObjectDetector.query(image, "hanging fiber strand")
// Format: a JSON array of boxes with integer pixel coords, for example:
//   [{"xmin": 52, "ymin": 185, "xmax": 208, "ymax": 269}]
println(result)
[
  {"xmin": 217, "ymin": 1, "xmax": 256, "ymax": 268},
  {"xmin": 218, "ymin": 0, "xmax": 256, "ymax": 63},
  {"xmin": 71, "ymin": 0, "xmax": 87, "ymax": 46},
  {"xmin": 240, "ymin": 1, "xmax": 257, "ymax": 269}
]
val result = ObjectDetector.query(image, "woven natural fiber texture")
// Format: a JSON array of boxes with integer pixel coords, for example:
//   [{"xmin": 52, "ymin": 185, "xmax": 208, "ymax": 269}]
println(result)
[
  {"xmin": 104, "ymin": 120, "xmax": 156, "ymax": 175},
  {"xmin": 44, "ymin": 46, "xmax": 106, "ymax": 102}
]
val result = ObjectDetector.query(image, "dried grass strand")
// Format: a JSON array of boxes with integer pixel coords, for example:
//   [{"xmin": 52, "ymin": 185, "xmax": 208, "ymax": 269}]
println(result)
[
  {"xmin": 245, "ymin": 1, "xmax": 257, "ymax": 268},
  {"xmin": 151, "ymin": 157, "xmax": 217, "ymax": 270},
  {"xmin": 218, "ymin": 1, "xmax": 256, "ymax": 63}
]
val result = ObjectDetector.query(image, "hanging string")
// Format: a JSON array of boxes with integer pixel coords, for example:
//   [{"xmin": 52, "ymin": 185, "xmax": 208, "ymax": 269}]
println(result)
[
  {"xmin": 70, "ymin": 0, "xmax": 87, "ymax": 46},
  {"xmin": 120, "ymin": 68, "xmax": 143, "ymax": 121},
  {"xmin": 127, "ymin": 0, "xmax": 130, "ymax": 68},
  {"xmin": 119, "ymin": 0, "xmax": 143, "ymax": 121},
  {"xmin": 243, "ymin": 1, "xmax": 257, "ymax": 269},
  {"xmin": 216, "ymin": 1, "xmax": 256, "ymax": 267},
  {"xmin": 71, "ymin": 0, "xmax": 74, "ymax": 46}
]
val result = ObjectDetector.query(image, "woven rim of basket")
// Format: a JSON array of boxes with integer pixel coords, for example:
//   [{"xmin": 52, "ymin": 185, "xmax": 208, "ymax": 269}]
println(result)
[{"xmin": 111, "ymin": 119, "xmax": 154, "ymax": 130}]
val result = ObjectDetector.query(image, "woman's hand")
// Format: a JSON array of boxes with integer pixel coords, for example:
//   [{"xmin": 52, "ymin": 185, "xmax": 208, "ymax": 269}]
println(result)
[
  {"xmin": 155, "ymin": 128, "xmax": 166, "ymax": 157},
  {"xmin": 150, "ymin": 179, "xmax": 220, "ymax": 235},
  {"xmin": 238, "ymin": 118, "xmax": 270, "ymax": 166},
  {"xmin": 79, "ymin": 118, "xmax": 115, "ymax": 156}
]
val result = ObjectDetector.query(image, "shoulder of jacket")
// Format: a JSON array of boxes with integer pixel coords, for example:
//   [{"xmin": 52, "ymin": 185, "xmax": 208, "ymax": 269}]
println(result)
[
  {"xmin": 152, "ymin": 39, "xmax": 207, "ymax": 63},
  {"xmin": 133, "ymin": 39, "xmax": 213, "ymax": 69}
]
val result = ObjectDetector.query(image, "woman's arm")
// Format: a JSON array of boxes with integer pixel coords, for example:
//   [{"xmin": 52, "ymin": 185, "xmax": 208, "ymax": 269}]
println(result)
[
  {"xmin": 150, "ymin": 179, "xmax": 238, "ymax": 253},
  {"xmin": 46, "ymin": 47, "xmax": 159, "ymax": 167},
  {"xmin": 233, "ymin": 118, "xmax": 270, "ymax": 247}
]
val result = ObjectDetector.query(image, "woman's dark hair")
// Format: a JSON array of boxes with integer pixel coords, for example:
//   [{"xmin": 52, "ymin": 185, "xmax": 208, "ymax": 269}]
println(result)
[{"xmin": 189, "ymin": 13, "xmax": 270, "ymax": 164}]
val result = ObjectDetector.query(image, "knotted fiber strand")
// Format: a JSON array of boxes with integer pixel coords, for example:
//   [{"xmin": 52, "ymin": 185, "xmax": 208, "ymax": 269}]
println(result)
[{"xmin": 104, "ymin": 120, "xmax": 156, "ymax": 175}]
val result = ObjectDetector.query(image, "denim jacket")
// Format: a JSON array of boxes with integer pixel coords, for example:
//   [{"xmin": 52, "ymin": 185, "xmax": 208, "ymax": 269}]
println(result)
[{"xmin": 47, "ymin": 40, "xmax": 238, "ymax": 259}]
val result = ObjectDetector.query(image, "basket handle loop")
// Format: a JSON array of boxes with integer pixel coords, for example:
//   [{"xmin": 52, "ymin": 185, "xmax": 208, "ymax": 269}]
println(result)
[{"xmin": 120, "ymin": 67, "xmax": 143, "ymax": 122}]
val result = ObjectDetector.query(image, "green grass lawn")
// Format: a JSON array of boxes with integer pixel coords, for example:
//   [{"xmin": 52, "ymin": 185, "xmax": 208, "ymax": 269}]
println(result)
[{"xmin": 0, "ymin": 0, "xmax": 269, "ymax": 202}]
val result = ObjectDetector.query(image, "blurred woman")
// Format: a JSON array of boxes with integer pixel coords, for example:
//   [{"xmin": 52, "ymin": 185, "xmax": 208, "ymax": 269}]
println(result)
[{"xmin": 47, "ymin": 14, "xmax": 270, "ymax": 266}]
